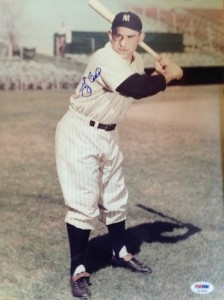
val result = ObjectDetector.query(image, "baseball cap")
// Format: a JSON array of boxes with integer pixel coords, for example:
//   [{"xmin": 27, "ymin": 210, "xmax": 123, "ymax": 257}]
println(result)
[{"xmin": 112, "ymin": 12, "xmax": 142, "ymax": 32}]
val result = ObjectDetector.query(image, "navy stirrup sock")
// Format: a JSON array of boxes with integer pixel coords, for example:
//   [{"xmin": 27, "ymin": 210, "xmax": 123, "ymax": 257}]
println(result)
[
  {"xmin": 107, "ymin": 220, "xmax": 127, "ymax": 257},
  {"xmin": 67, "ymin": 223, "xmax": 91, "ymax": 276}
]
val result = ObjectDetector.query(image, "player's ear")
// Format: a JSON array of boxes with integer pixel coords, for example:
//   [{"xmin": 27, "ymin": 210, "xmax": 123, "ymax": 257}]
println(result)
[
  {"xmin": 108, "ymin": 30, "xmax": 113, "ymax": 41},
  {"xmin": 139, "ymin": 32, "xmax": 145, "ymax": 42}
]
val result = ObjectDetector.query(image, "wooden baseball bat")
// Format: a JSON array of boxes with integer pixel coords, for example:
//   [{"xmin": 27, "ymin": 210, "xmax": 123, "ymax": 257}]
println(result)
[{"xmin": 88, "ymin": 0, "xmax": 159, "ymax": 59}]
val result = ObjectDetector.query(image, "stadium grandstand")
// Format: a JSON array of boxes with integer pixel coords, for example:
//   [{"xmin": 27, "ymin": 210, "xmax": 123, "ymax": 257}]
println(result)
[{"xmin": 131, "ymin": 6, "xmax": 223, "ymax": 67}]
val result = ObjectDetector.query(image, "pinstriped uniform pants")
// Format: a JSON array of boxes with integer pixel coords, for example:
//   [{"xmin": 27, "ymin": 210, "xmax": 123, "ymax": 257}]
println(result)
[{"xmin": 55, "ymin": 109, "xmax": 128, "ymax": 230}]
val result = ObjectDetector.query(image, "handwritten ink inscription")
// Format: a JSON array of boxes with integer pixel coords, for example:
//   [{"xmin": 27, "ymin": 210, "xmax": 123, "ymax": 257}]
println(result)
[
  {"xmin": 79, "ymin": 78, "xmax": 92, "ymax": 98},
  {"xmin": 79, "ymin": 67, "xmax": 101, "ymax": 97}
]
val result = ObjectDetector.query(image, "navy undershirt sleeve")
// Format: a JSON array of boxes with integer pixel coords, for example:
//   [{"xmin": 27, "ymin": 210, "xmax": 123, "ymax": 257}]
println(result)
[{"xmin": 116, "ymin": 73, "xmax": 166, "ymax": 99}]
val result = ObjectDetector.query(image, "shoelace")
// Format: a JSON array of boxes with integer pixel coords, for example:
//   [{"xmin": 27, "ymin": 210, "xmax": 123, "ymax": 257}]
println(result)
[
  {"xmin": 132, "ymin": 257, "xmax": 144, "ymax": 266},
  {"xmin": 75, "ymin": 277, "xmax": 89, "ymax": 290}
]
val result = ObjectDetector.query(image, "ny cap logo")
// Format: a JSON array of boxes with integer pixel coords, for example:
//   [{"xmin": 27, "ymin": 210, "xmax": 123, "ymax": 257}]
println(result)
[{"xmin": 122, "ymin": 14, "xmax": 130, "ymax": 22}]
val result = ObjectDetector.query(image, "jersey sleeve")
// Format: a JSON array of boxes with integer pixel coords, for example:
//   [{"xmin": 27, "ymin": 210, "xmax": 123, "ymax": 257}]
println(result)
[{"xmin": 116, "ymin": 73, "xmax": 166, "ymax": 99}]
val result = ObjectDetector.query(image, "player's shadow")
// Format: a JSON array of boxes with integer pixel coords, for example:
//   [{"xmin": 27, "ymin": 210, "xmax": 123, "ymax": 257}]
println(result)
[{"xmin": 85, "ymin": 204, "xmax": 201, "ymax": 273}]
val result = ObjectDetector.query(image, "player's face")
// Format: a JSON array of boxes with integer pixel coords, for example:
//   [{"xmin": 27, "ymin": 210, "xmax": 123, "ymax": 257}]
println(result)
[{"xmin": 108, "ymin": 27, "xmax": 144, "ymax": 62}]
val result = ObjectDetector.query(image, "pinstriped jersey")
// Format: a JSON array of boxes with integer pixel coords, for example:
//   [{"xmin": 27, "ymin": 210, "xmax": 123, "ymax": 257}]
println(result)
[{"xmin": 69, "ymin": 42, "xmax": 144, "ymax": 124}]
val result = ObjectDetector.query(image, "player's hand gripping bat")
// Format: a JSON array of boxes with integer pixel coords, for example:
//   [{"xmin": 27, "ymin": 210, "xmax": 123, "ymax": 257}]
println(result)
[{"xmin": 88, "ymin": 0, "xmax": 159, "ymax": 59}]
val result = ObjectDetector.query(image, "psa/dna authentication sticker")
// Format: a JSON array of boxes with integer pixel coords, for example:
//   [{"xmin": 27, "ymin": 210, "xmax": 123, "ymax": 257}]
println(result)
[{"xmin": 191, "ymin": 282, "xmax": 214, "ymax": 294}]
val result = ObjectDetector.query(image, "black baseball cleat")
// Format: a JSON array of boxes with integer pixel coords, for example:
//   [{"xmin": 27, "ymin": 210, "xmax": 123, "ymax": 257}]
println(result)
[
  {"xmin": 111, "ymin": 256, "xmax": 152, "ymax": 274},
  {"xmin": 70, "ymin": 272, "xmax": 92, "ymax": 299}
]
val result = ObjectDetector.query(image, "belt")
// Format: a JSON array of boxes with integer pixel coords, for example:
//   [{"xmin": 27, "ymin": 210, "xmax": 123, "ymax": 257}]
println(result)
[{"xmin": 89, "ymin": 120, "xmax": 116, "ymax": 131}]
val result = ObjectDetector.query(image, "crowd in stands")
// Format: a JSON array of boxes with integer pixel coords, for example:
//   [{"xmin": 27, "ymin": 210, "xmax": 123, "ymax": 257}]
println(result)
[{"xmin": 0, "ymin": 59, "xmax": 81, "ymax": 91}]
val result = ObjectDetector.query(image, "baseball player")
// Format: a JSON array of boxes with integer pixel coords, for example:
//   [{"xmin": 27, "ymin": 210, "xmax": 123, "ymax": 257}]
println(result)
[{"xmin": 55, "ymin": 11, "xmax": 183, "ymax": 299}]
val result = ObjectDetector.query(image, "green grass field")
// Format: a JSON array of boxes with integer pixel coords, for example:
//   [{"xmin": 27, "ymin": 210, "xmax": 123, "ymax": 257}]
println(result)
[{"xmin": 0, "ymin": 86, "xmax": 224, "ymax": 300}]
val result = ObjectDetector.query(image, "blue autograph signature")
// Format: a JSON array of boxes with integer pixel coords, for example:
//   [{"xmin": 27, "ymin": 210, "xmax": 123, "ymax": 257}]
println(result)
[{"xmin": 79, "ymin": 67, "xmax": 101, "ymax": 97}]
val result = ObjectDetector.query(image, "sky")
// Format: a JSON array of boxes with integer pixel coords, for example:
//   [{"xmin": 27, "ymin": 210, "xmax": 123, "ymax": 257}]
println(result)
[{"xmin": 0, "ymin": 0, "xmax": 223, "ymax": 55}]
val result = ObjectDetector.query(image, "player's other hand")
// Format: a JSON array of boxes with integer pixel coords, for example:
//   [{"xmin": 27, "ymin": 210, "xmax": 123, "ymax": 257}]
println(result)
[
  {"xmin": 164, "ymin": 62, "xmax": 183, "ymax": 82},
  {"xmin": 155, "ymin": 54, "xmax": 183, "ymax": 83}
]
